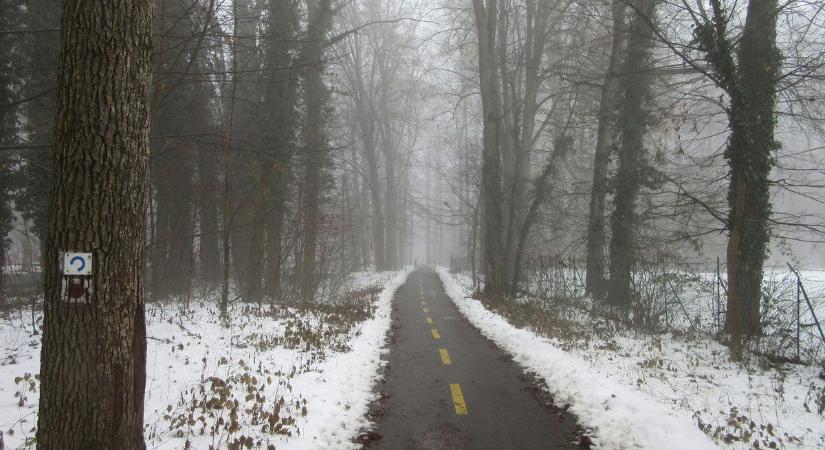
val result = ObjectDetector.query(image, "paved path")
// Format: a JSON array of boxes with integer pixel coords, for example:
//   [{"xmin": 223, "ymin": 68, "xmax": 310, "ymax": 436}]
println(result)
[{"xmin": 369, "ymin": 269, "xmax": 585, "ymax": 449}]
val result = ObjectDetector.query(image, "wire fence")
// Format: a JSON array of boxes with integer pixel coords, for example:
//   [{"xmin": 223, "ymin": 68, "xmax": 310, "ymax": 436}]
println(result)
[{"xmin": 456, "ymin": 253, "xmax": 825, "ymax": 364}]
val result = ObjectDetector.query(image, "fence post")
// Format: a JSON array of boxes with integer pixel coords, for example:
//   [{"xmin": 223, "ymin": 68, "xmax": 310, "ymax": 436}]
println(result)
[
  {"xmin": 788, "ymin": 263, "xmax": 825, "ymax": 353},
  {"xmin": 797, "ymin": 278, "xmax": 801, "ymax": 361},
  {"xmin": 715, "ymin": 256, "xmax": 722, "ymax": 333}
]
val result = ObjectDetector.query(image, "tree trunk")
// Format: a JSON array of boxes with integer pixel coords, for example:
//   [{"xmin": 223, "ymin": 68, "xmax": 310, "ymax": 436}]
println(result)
[
  {"xmin": 267, "ymin": 182, "xmax": 287, "ymax": 301},
  {"xmin": 606, "ymin": 0, "xmax": 656, "ymax": 311},
  {"xmin": 299, "ymin": 0, "xmax": 333, "ymax": 301},
  {"xmin": 220, "ymin": 0, "xmax": 241, "ymax": 316},
  {"xmin": 244, "ymin": 162, "xmax": 268, "ymax": 303},
  {"xmin": 501, "ymin": 0, "xmax": 551, "ymax": 292},
  {"xmin": 0, "ymin": 7, "xmax": 19, "ymax": 303},
  {"xmin": 472, "ymin": 0, "xmax": 505, "ymax": 300},
  {"xmin": 150, "ymin": 0, "xmax": 217, "ymax": 298},
  {"xmin": 37, "ymin": 1, "xmax": 152, "ymax": 448},
  {"xmin": 510, "ymin": 135, "xmax": 570, "ymax": 296},
  {"xmin": 167, "ymin": 154, "xmax": 194, "ymax": 295},
  {"xmin": 586, "ymin": 0, "xmax": 625, "ymax": 302},
  {"xmin": 384, "ymin": 161, "xmax": 398, "ymax": 270},
  {"xmin": 381, "ymin": 121, "xmax": 398, "ymax": 270},
  {"xmin": 197, "ymin": 140, "xmax": 222, "ymax": 285},
  {"xmin": 724, "ymin": 0, "xmax": 780, "ymax": 355},
  {"xmin": 350, "ymin": 49, "xmax": 386, "ymax": 270},
  {"xmin": 367, "ymin": 154, "xmax": 386, "ymax": 270},
  {"xmin": 260, "ymin": 0, "xmax": 299, "ymax": 303}
]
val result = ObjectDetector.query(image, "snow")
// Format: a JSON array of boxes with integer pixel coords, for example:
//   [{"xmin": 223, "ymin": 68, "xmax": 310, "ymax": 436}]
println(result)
[
  {"xmin": 437, "ymin": 267, "xmax": 825, "ymax": 450},
  {"xmin": 0, "ymin": 268, "xmax": 410, "ymax": 449},
  {"xmin": 282, "ymin": 269, "xmax": 410, "ymax": 448}
]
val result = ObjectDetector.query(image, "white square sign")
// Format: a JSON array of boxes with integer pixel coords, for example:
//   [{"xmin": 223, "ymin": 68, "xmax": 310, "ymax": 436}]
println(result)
[{"xmin": 63, "ymin": 252, "xmax": 93, "ymax": 276}]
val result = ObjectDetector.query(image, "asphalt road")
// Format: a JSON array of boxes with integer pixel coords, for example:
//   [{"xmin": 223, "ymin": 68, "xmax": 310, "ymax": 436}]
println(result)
[{"xmin": 368, "ymin": 268, "xmax": 586, "ymax": 449}]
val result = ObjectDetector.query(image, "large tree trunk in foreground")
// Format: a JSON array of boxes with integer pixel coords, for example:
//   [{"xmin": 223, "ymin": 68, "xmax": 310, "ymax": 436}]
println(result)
[
  {"xmin": 37, "ymin": 0, "xmax": 152, "ymax": 448},
  {"xmin": 724, "ymin": 0, "xmax": 780, "ymax": 359}
]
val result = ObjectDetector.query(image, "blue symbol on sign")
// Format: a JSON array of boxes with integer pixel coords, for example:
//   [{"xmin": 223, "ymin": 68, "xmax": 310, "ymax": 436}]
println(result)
[{"xmin": 70, "ymin": 255, "xmax": 86, "ymax": 272}]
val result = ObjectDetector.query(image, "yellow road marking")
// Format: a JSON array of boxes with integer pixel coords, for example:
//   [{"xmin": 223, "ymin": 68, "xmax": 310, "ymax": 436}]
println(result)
[
  {"xmin": 439, "ymin": 348, "xmax": 452, "ymax": 365},
  {"xmin": 450, "ymin": 384, "xmax": 467, "ymax": 415},
  {"xmin": 422, "ymin": 307, "xmax": 429, "ymax": 313},
  {"xmin": 421, "ymin": 300, "xmax": 426, "ymax": 305},
  {"xmin": 426, "ymin": 317, "xmax": 433, "ymax": 324},
  {"xmin": 431, "ymin": 329, "xmax": 441, "ymax": 340}
]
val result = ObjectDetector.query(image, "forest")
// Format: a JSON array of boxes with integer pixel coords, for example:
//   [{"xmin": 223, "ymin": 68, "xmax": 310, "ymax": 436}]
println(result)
[{"xmin": 1, "ymin": 0, "xmax": 825, "ymax": 449}]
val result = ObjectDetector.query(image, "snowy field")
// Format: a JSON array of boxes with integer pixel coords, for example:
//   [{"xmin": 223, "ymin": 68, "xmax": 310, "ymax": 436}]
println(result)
[
  {"xmin": 0, "ymin": 269, "xmax": 409, "ymax": 449},
  {"xmin": 438, "ymin": 267, "xmax": 825, "ymax": 450}
]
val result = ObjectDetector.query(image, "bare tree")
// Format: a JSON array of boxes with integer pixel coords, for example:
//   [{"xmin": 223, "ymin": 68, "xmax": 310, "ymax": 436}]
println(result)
[
  {"xmin": 585, "ymin": 0, "xmax": 626, "ymax": 302},
  {"xmin": 472, "ymin": 0, "xmax": 506, "ymax": 299}
]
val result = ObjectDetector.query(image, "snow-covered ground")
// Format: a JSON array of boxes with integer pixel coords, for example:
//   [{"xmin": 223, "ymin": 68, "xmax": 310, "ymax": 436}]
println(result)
[
  {"xmin": 438, "ymin": 267, "xmax": 825, "ymax": 450},
  {"xmin": 0, "ymin": 269, "xmax": 410, "ymax": 449}
]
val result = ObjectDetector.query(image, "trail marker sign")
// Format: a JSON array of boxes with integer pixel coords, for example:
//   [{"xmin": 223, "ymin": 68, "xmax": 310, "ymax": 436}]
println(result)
[{"xmin": 63, "ymin": 252, "xmax": 93, "ymax": 276}]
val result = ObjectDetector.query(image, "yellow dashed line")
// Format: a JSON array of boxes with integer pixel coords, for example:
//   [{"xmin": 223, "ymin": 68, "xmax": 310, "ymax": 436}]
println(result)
[
  {"xmin": 422, "ymin": 307, "xmax": 429, "ymax": 313},
  {"xmin": 426, "ymin": 317, "xmax": 433, "ymax": 324},
  {"xmin": 421, "ymin": 300, "xmax": 426, "ymax": 305},
  {"xmin": 439, "ymin": 348, "xmax": 452, "ymax": 365},
  {"xmin": 450, "ymin": 384, "xmax": 467, "ymax": 415},
  {"xmin": 431, "ymin": 329, "xmax": 441, "ymax": 340}
]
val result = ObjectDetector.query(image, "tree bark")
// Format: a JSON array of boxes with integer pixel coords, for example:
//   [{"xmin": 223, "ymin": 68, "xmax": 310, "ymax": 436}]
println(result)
[
  {"xmin": 723, "ymin": 0, "xmax": 780, "ymax": 354},
  {"xmin": 686, "ymin": 0, "xmax": 780, "ymax": 358},
  {"xmin": 349, "ymin": 44, "xmax": 386, "ymax": 270},
  {"xmin": 267, "ymin": 197, "xmax": 286, "ymax": 299},
  {"xmin": 606, "ymin": 0, "xmax": 656, "ymax": 311},
  {"xmin": 511, "ymin": 135, "xmax": 570, "ymax": 295},
  {"xmin": 379, "ymin": 96, "xmax": 398, "ymax": 270},
  {"xmin": 383, "ymin": 144, "xmax": 398, "ymax": 269},
  {"xmin": 586, "ymin": 0, "xmax": 625, "ymax": 302},
  {"xmin": 244, "ymin": 161, "xmax": 268, "ymax": 303},
  {"xmin": 299, "ymin": 0, "xmax": 333, "ymax": 301},
  {"xmin": 197, "ymin": 137, "xmax": 222, "ymax": 285},
  {"xmin": 472, "ymin": 0, "xmax": 505, "ymax": 300},
  {"xmin": 260, "ymin": 0, "xmax": 300, "ymax": 302},
  {"xmin": 37, "ymin": 0, "xmax": 152, "ymax": 448},
  {"xmin": 501, "ymin": 0, "xmax": 552, "ymax": 292}
]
